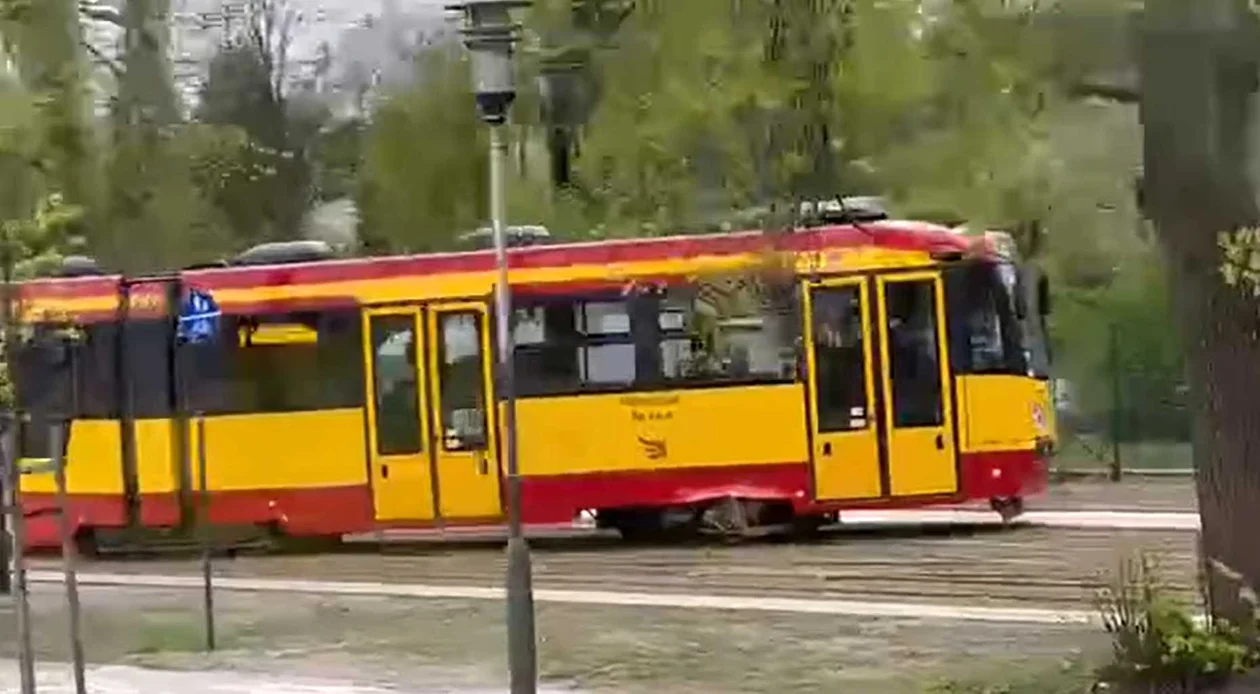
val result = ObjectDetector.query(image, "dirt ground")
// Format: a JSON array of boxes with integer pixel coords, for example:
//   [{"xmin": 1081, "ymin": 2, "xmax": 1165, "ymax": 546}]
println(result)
[{"xmin": 0, "ymin": 583, "xmax": 1105, "ymax": 694}]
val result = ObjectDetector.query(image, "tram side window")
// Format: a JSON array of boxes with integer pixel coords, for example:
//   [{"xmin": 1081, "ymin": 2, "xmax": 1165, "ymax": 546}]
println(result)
[
  {"xmin": 369, "ymin": 314, "xmax": 422, "ymax": 455},
  {"xmin": 78, "ymin": 323, "xmax": 118, "ymax": 419},
  {"xmin": 125, "ymin": 320, "xmax": 175, "ymax": 418},
  {"xmin": 438, "ymin": 312, "xmax": 487, "ymax": 450},
  {"xmin": 513, "ymin": 304, "xmax": 579, "ymax": 395},
  {"xmin": 578, "ymin": 300, "xmax": 636, "ymax": 386},
  {"xmin": 512, "ymin": 297, "xmax": 636, "ymax": 396},
  {"xmin": 944, "ymin": 262, "xmax": 1028, "ymax": 375},
  {"xmin": 13, "ymin": 333, "xmax": 71, "ymax": 458},
  {"xmin": 657, "ymin": 284, "xmax": 797, "ymax": 385},
  {"xmin": 885, "ymin": 280, "xmax": 944, "ymax": 428},
  {"xmin": 221, "ymin": 309, "xmax": 364, "ymax": 414},
  {"xmin": 810, "ymin": 286, "xmax": 869, "ymax": 432}
]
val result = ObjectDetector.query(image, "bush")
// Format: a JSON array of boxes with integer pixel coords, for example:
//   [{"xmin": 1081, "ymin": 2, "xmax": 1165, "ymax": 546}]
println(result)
[{"xmin": 1095, "ymin": 552, "xmax": 1259, "ymax": 692}]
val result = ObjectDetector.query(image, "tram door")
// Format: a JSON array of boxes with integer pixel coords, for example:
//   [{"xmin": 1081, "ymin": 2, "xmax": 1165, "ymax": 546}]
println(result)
[
  {"xmin": 425, "ymin": 303, "xmax": 503, "ymax": 520},
  {"xmin": 363, "ymin": 302, "xmax": 503, "ymax": 523},
  {"xmin": 806, "ymin": 278, "xmax": 883, "ymax": 500},
  {"xmin": 875, "ymin": 272, "xmax": 958, "ymax": 497},
  {"xmin": 364, "ymin": 307, "xmax": 436, "ymax": 522}
]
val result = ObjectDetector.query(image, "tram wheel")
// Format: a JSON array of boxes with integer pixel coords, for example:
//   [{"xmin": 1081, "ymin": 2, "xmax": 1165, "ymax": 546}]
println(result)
[
  {"xmin": 990, "ymin": 496, "xmax": 1025, "ymax": 523},
  {"xmin": 73, "ymin": 529, "xmax": 99, "ymax": 558},
  {"xmin": 789, "ymin": 515, "xmax": 829, "ymax": 539},
  {"xmin": 605, "ymin": 509, "xmax": 700, "ymax": 543}
]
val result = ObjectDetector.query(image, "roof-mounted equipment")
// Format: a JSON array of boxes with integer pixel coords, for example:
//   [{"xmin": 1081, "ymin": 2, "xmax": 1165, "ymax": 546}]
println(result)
[
  {"xmin": 799, "ymin": 196, "xmax": 889, "ymax": 227},
  {"xmin": 456, "ymin": 225, "xmax": 551, "ymax": 250},
  {"xmin": 230, "ymin": 240, "xmax": 337, "ymax": 267},
  {"xmin": 53, "ymin": 255, "xmax": 105, "ymax": 278}
]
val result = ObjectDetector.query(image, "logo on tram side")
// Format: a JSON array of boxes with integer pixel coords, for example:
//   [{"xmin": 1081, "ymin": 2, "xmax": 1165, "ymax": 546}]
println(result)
[{"xmin": 638, "ymin": 436, "xmax": 667, "ymax": 460}]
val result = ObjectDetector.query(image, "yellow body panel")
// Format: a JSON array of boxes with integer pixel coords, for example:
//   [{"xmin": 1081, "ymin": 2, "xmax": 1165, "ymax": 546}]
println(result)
[
  {"xmin": 813, "ymin": 424, "xmax": 882, "ymax": 500},
  {"xmin": 876, "ymin": 272, "xmax": 959, "ymax": 497},
  {"xmin": 515, "ymin": 384, "xmax": 809, "ymax": 477},
  {"xmin": 137, "ymin": 419, "xmax": 179, "ymax": 494},
  {"xmin": 427, "ymin": 303, "xmax": 502, "ymax": 520},
  {"xmin": 23, "ymin": 411, "xmax": 365, "ymax": 498},
  {"xmin": 804, "ymin": 278, "xmax": 883, "ymax": 501},
  {"xmin": 191, "ymin": 409, "xmax": 367, "ymax": 491},
  {"xmin": 362, "ymin": 307, "xmax": 436, "ymax": 522},
  {"xmin": 20, "ymin": 419, "xmax": 122, "ymax": 494},
  {"xmin": 954, "ymin": 375, "xmax": 1042, "ymax": 453}
]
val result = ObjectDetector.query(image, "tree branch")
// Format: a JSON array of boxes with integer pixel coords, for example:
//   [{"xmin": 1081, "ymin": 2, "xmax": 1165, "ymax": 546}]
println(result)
[
  {"xmin": 78, "ymin": 1, "xmax": 121, "ymax": 27},
  {"xmin": 80, "ymin": 37, "xmax": 124, "ymax": 79}
]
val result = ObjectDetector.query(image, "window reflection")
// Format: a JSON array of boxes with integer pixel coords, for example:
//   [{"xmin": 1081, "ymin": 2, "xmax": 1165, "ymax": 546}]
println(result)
[
  {"xmin": 945, "ymin": 262, "xmax": 1029, "ymax": 376},
  {"xmin": 811, "ymin": 286, "xmax": 869, "ymax": 432},
  {"xmin": 438, "ymin": 312, "xmax": 487, "ymax": 450},
  {"xmin": 885, "ymin": 280, "xmax": 944, "ymax": 428},
  {"xmin": 369, "ymin": 314, "xmax": 421, "ymax": 455}
]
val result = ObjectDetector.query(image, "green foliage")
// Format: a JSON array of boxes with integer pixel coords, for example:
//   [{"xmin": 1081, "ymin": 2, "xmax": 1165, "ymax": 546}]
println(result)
[
  {"xmin": 1095, "ymin": 552, "xmax": 1260, "ymax": 690},
  {"xmin": 0, "ymin": 0, "xmax": 102, "ymax": 217},
  {"xmin": 99, "ymin": 124, "xmax": 241, "ymax": 273},
  {"xmin": 1052, "ymin": 250, "xmax": 1189, "ymax": 443},
  {"xmin": 357, "ymin": 44, "xmax": 488, "ymax": 252},
  {"xmin": 114, "ymin": 0, "xmax": 181, "ymax": 131},
  {"xmin": 1219, "ymin": 226, "xmax": 1260, "ymax": 296},
  {"xmin": 312, "ymin": 119, "xmax": 365, "ymax": 203},
  {"xmin": 926, "ymin": 658, "xmax": 1095, "ymax": 694},
  {"xmin": 195, "ymin": 41, "xmax": 325, "ymax": 244},
  {"xmin": 0, "ymin": 191, "xmax": 83, "ymax": 409}
]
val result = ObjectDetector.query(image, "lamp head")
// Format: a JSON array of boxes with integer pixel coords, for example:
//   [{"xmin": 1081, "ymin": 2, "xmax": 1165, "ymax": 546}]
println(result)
[{"xmin": 446, "ymin": 0, "xmax": 532, "ymax": 125}]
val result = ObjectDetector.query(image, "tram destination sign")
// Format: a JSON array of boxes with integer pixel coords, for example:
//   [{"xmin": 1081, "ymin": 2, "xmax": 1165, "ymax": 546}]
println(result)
[{"xmin": 177, "ymin": 287, "xmax": 221, "ymax": 345}]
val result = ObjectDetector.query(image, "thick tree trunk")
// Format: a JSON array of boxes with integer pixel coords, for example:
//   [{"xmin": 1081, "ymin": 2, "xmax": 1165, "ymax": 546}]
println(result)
[{"xmin": 1141, "ymin": 0, "xmax": 1260, "ymax": 619}]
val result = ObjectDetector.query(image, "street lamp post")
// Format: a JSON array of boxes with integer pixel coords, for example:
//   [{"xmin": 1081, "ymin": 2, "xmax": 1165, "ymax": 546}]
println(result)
[{"xmin": 445, "ymin": 3, "xmax": 537, "ymax": 693}]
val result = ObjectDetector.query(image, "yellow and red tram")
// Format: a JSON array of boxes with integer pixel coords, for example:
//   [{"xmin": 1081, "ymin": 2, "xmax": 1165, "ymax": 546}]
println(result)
[{"xmin": 13, "ymin": 219, "xmax": 1054, "ymax": 549}]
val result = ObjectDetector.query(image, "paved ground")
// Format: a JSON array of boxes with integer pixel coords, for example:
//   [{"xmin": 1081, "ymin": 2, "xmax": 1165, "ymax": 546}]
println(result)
[{"xmin": 0, "ymin": 662, "xmax": 581, "ymax": 694}]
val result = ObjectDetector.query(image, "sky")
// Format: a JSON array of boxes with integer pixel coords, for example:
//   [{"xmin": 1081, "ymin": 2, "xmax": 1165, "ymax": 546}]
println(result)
[{"xmin": 86, "ymin": 0, "xmax": 453, "ymax": 115}]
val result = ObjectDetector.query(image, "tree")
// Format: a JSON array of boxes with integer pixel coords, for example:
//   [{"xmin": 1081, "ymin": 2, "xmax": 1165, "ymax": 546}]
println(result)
[
  {"xmin": 87, "ymin": 0, "xmax": 243, "ymax": 273},
  {"xmin": 196, "ymin": 0, "xmax": 325, "ymax": 244},
  {"xmin": 113, "ymin": 0, "xmax": 181, "ymax": 130},
  {"xmin": 357, "ymin": 43, "xmax": 488, "ymax": 252},
  {"xmin": 1140, "ymin": 0, "xmax": 1260, "ymax": 621},
  {"xmin": 0, "ymin": 0, "xmax": 102, "ymax": 228},
  {"xmin": 0, "ymin": 67, "xmax": 82, "ymax": 596}
]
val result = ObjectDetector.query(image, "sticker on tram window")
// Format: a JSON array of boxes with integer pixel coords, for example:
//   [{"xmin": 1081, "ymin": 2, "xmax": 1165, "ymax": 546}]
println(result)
[
  {"xmin": 239, "ymin": 323, "xmax": 319, "ymax": 347},
  {"xmin": 850, "ymin": 418, "xmax": 866, "ymax": 428},
  {"xmin": 850, "ymin": 406, "xmax": 865, "ymax": 417}
]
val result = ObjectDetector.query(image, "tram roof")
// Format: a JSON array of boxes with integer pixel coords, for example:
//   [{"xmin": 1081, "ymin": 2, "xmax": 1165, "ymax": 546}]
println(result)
[{"xmin": 16, "ymin": 220, "xmax": 996, "ymax": 322}]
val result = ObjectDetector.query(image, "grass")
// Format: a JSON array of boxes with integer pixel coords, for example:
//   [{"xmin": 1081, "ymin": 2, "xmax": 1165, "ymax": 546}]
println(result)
[{"xmin": 128, "ymin": 612, "xmax": 216, "ymax": 655}]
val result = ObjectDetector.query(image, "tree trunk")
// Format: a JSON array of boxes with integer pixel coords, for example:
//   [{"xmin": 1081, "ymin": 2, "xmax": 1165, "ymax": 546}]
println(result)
[
  {"xmin": 14, "ymin": 0, "xmax": 100, "ymax": 211},
  {"xmin": 116, "ymin": 0, "xmax": 180, "ymax": 131},
  {"xmin": 1141, "ymin": 0, "xmax": 1260, "ymax": 620}
]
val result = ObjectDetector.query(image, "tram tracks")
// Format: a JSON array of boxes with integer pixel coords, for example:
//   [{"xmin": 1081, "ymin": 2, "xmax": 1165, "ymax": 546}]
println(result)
[{"xmin": 27, "ymin": 525, "xmax": 1200, "ymax": 611}]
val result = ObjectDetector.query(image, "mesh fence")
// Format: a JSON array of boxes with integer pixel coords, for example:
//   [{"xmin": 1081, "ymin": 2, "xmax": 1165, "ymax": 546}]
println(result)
[{"xmin": 1051, "ymin": 341, "xmax": 1192, "ymax": 476}]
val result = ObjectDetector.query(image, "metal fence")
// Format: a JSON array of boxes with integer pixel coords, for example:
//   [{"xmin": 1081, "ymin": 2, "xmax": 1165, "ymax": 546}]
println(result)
[{"xmin": 1051, "ymin": 327, "xmax": 1192, "ymax": 478}]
